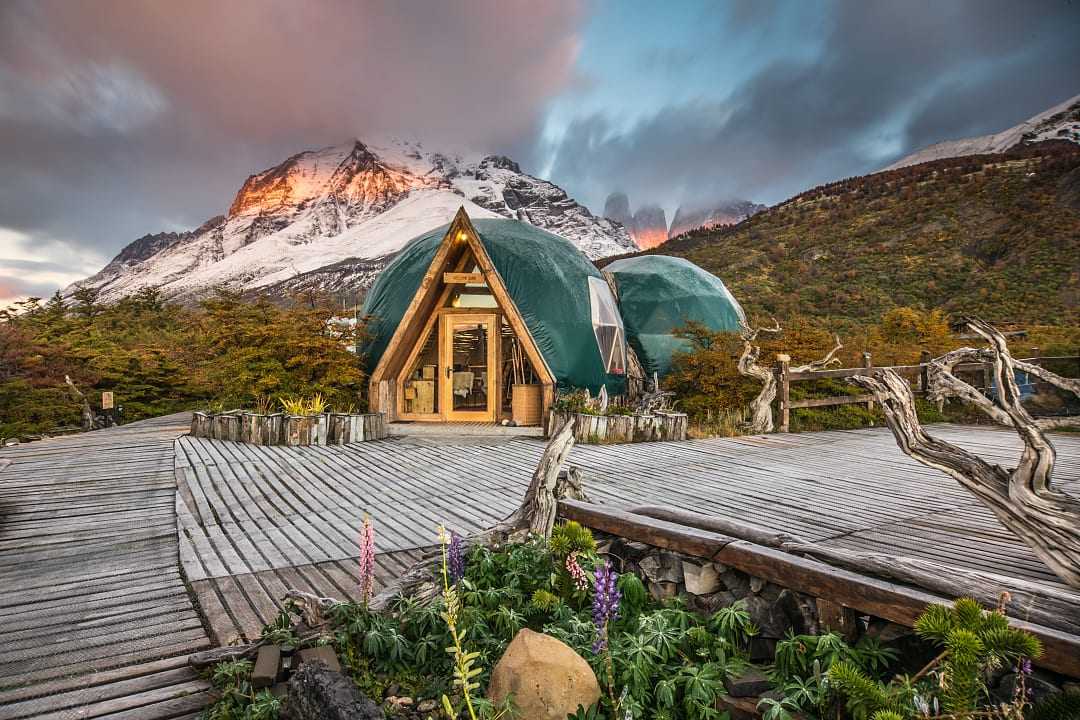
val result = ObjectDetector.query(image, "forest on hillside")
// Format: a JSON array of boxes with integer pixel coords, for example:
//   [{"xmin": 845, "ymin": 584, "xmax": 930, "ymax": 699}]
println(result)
[
  {"xmin": 646, "ymin": 141, "xmax": 1080, "ymax": 329},
  {"xmin": 0, "ymin": 288, "xmax": 365, "ymax": 440}
]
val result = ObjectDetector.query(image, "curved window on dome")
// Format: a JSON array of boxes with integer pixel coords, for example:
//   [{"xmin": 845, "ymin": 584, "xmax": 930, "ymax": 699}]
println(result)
[{"xmin": 587, "ymin": 276, "xmax": 627, "ymax": 376}]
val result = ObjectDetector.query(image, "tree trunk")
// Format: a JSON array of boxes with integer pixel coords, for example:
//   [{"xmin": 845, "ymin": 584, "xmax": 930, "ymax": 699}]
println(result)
[
  {"xmin": 64, "ymin": 375, "xmax": 95, "ymax": 431},
  {"xmin": 737, "ymin": 320, "xmax": 781, "ymax": 434},
  {"xmin": 849, "ymin": 318, "xmax": 1080, "ymax": 589}
]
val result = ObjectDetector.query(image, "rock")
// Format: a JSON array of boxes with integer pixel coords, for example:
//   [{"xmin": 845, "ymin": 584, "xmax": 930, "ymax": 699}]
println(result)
[
  {"xmin": 687, "ymin": 589, "xmax": 736, "ymax": 615},
  {"xmin": 252, "ymin": 645, "xmax": 282, "ymax": 688},
  {"xmin": 749, "ymin": 577, "xmax": 766, "ymax": 594},
  {"xmin": 417, "ymin": 699, "xmax": 438, "ymax": 713},
  {"xmin": 775, "ymin": 590, "xmax": 811, "ymax": 636},
  {"xmin": 994, "ymin": 671, "xmax": 1061, "ymax": 705},
  {"xmin": 682, "ymin": 561, "xmax": 720, "ymax": 595},
  {"xmin": 488, "ymin": 629, "xmax": 600, "ymax": 720},
  {"xmin": 284, "ymin": 662, "xmax": 383, "ymax": 720},
  {"xmin": 639, "ymin": 552, "xmax": 683, "ymax": 584},
  {"xmin": 744, "ymin": 594, "xmax": 790, "ymax": 639},
  {"xmin": 296, "ymin": 646, "xmax": 341, "ymax": 673},
  {"xmin": 609, "ymin": 539, "xmax": 652, "ymax": 564},
  {"xmin": 649, "ymin": 581, "xmax": 678, "ymax": 601},
  {"xmin": 864, "ymin": 618, "xmax": 912, "ymax": 643},
  {"xmin": 748, "ymin": 637, "xmax": 776, "ymax": 663},
  {"xmin": 720, "ymin": 569, "xmax": 752, "ymax": 598},
  {"xmin": 723, "ymin": 667, "xmax": 771, "ymax": 697}
]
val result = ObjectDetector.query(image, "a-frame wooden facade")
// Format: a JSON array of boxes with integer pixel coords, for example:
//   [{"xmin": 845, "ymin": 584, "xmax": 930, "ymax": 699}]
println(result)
[{"xmin": 368, "ymin": 208, "xmax": 556, "ymax": 425}]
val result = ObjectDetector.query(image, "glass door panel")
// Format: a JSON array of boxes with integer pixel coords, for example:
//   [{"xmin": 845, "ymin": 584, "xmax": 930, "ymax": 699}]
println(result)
[{"xmin": 440, "ymin": 314, "xmax": 496, "ymax": 421}]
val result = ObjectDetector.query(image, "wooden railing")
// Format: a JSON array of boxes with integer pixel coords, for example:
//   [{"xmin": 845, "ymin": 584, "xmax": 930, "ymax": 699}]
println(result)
[{"xmin": 775, "ymin": 349, "xmax": 1080, "ymax": 433}]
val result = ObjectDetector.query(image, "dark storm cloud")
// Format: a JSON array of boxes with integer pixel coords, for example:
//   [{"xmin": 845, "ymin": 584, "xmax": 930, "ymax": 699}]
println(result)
[
  {"xmin": 0, "ymin": 0, "xmax": 583, "ymax": 300},
  {"xmin": 546, "ymin": 0, "xmax": 1080, "ymax": 211}
]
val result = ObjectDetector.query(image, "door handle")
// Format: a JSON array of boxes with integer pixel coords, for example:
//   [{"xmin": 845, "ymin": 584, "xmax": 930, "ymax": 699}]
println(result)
[{"xmin": 446, "ymin": 366, "xmax": 452, "ymax": 379}]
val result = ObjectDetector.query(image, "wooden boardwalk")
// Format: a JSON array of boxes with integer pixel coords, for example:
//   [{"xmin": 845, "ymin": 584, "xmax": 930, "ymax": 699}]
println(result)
[
  {"xmin": 3, "ymin": 416, "xmax": 1078, "ymax": 715},
  {"xmin": 0, "ymin": 414, "xmax": 213, "ymax": 720},
  {"xmin": 178, "ymin": 423, "xmax": 1080, "ymax": 643}
]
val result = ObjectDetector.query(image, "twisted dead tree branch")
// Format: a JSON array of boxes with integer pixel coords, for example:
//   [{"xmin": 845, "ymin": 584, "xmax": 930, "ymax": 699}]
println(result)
[
  {"xmin": 928, "ymin": 347, "xmax": 1080, "ymax": 429},
  {"xmin": 737, "ymin": 322, "xmax": 843, "ymax": 434},
  {"xmin": 368, "ymin": 420, "xmax": 587, "ymax": 611},
  {"xmin": 791, "ymin": 334, "xmax": 844, "ymax": 373},
  {"xmin": 64, "ymin": 375, "xmax": 96, "ymax": 431},
  {"xmin": 849, "ymin": 318, "xmax": 1080, "ymax": 589},
  {"xmin": 737, "ymin": 319, "xmax": 781, "ymax": 433}
]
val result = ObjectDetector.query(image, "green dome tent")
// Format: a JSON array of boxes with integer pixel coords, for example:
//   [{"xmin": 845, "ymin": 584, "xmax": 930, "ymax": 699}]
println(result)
[
  {"xmin": 360, "ymin": 216, "xmax": 628, "ymax": 397},
  {"xmin": 606, "ymin": 255, "xmax": 746, "ymax": 377}
]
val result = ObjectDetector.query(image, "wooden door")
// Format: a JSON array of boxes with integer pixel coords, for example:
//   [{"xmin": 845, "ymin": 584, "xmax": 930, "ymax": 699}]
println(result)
[{"xmin": 440, "ymin": 313, "xmax": 497, "ymax": 422}]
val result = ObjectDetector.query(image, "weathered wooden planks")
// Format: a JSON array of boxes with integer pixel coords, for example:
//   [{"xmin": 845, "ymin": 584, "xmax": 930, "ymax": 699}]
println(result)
[{"xmin": 0, "ymin": 414, "xmax": 212, "ymax": 718}]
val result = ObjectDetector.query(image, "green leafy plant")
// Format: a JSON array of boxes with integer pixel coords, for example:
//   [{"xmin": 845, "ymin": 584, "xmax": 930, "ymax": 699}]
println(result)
[
  {"xmin": 306, "ymin": 392, "xmax": 328, "ymax": 414},
  {"xmin": 279, "ymin": 396, "xmax": 308, "ymax": 415},
  {"xmin": 828, "ymin": 597, "xmax": 1042, "ymax": 720}
]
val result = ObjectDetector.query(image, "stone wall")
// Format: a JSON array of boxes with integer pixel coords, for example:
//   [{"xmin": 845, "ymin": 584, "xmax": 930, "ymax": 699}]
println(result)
[{"xmin": 597, "ymin": 532, "xmax": 1079, "ymax": 697}]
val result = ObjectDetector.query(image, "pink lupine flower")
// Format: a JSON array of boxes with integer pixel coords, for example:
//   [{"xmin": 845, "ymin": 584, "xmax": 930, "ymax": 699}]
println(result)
[
  {"xmin": 566, "ymin": 551, "xmax": 588, "ymax": 593},
  {"xmin": 359, "ymin": 515, "xmax": 375, "ymax": 605}
]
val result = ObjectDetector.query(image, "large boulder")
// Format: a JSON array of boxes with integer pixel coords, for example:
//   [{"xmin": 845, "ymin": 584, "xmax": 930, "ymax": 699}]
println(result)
[
  {"xmin": 284, "ymin": 662, "xmax": 383, "ymax": 720},
  {"xmin": 488, "ymin": 629, "xmax": 601, "ymax": 720}
]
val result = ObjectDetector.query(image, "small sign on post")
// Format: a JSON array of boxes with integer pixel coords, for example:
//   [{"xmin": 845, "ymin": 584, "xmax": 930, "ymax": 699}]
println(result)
[{"xmin": 101, "ymin": 391, "xmax": 114, "ymax": 410}]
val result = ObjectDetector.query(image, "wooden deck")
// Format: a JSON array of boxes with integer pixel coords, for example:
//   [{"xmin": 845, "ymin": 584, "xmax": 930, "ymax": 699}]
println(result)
[
  {"xmin": 2, "ymin": 416, "xmax": 1078, "ymax": 716},
  {"xmin": 177, "ymin": 423, "xmax": 1080, "ymax": 643},
  {"xmin": 0, "ymin": 414, "xmax": 212, "ymax": 720}
]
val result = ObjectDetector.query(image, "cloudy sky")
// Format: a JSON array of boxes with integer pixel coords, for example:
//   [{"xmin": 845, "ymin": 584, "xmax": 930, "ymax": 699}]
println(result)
[{"xmin": 1, "ymin": 0, "xmax": 1078, "ymax": 304}]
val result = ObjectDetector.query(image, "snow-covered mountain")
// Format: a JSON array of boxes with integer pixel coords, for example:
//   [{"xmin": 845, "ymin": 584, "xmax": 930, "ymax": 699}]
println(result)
[
  {"xmin": 73, "ymin": 139, "xmax": 637, "ymax": 302},
  {"xmin": 885, "ymin": 93, "xmax": 1080, "ymax": 170}
]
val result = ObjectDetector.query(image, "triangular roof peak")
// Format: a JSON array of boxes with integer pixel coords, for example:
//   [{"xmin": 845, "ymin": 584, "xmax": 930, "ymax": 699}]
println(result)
[{"xmin": 368, "ymin": 208, "xmax": 555, "ymax": 403}]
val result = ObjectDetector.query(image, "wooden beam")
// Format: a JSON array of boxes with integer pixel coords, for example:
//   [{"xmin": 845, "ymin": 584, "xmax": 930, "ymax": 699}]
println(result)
[
  {"xmin": 558, "ymin": 499, "xmax": 735, "ymax": 559},
  {"xmin": 788, "ymin": 394, "xmax": 875, "ymax": 409},
  {"xmin": 443, "ymin": 272, "xmax": 485, "ymax": 285},
  {"xmin": 557, "ymin": 500, "xmax": 1080, "ymax": 678}
]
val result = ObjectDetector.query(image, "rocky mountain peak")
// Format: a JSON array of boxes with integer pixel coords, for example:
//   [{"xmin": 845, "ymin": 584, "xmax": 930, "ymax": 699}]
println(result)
[
  {"xmin": 632, "ymin": 205, "xmax": 668, "ymax": 249},
  {"xmin": 72, "ymin": 138, "xmax": 636, "ymax": 304},
  {"xmin": 668, "ymin": 200, "xmax": 766, "ymax": 240},
  {"xmin": 603, "ymin": 192, "xmax": 632, "ymax": 227}
]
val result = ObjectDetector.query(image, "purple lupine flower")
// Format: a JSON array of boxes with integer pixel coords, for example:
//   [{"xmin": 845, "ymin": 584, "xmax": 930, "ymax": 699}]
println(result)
[
  {"xmin": 592, "ymin": 560, "xmax": 621, "ymax": 653},
  {"xmin": 1019, "ymin": 658, "xmax": 1032, "ymax": 676},
  {"xmin": 359, "ymin": 515, "xmax": 375, "ymax": 605},
  {"xmin": 448, "ymin": 530, "xmax": 465, "ymax": 584}
]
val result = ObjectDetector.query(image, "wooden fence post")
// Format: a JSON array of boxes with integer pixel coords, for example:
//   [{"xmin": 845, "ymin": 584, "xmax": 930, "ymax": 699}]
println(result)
[
  {"xmin": 777, "ymin": 354, "xmax": 791, "ymax": 433},
  {"xmin": 919, "ymin": 350, "xmax": 931, "ymax": 396},
  {"xmin": 862, "ymin": 352, "xmax": 874, "ymax": 412}
]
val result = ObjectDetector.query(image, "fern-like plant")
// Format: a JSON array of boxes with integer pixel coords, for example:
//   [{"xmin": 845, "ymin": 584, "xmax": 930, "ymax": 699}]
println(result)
[{"xmin": 828, "ymin": 597, "xmax": 1042, "ymax": 720}]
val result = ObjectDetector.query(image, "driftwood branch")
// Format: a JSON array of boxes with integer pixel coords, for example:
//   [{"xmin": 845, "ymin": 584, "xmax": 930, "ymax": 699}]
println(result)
[
  {"xmin": 848, "ymin": 318, "xmax": 1080, "ymax": 589},
  {"xmin": 791, "ymin": 334, "xmax": 843, "ymax": 373},
  {"xmin": 370, "ymin": 421, "xmax": 586, "ymax": 610},
  {"xmin": 64, "ymin": 375, "xmax": 95, "ymax": 431},
  {"xmin": 929, "ymin": 347, "xmax": 1080, "ymax": 429},
  {"xmin": 737, "ymin": 319, "xmax": 781, "ymax": 434}
]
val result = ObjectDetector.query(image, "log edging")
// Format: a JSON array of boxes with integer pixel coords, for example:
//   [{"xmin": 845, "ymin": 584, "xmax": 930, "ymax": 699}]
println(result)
[
  {"xmin": 190, "ymin": 411, "xmax": 386, "ymax": 446},
  {"xmin": 546, "ymin": 409, "xmax": 687, "ymax": 443}
]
